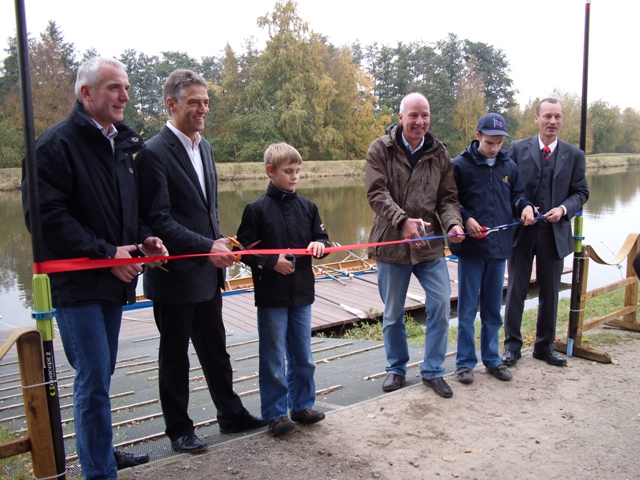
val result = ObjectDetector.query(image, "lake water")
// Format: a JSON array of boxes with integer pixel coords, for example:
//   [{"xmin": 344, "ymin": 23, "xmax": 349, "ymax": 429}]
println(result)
[{"xmin": 1, "ymin": 167, "xmax": 639, "ymax": 330}]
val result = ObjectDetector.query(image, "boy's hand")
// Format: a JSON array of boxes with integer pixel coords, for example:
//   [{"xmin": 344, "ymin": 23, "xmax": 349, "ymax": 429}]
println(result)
[
  {"xmin": 307, "ymin": 241, "xmax": 325, "ymax": 258},
  {"xmin": 464, "ymin": 217, "xmax": 486, "ymax": 239},
  {"xmin": 274, "ymin": 254, "xmax": 296, "ymax": 275},
  {"xmin": 521, "ymin": 205, "xmax": 536, "ymax": 226}
]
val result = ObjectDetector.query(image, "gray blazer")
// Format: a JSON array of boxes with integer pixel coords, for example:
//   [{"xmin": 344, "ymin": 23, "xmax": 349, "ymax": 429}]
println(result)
[
  {"xmin": 136, "ymin": 126, "xmax": 224, "ymax": 303},
  {"xmin": 508, "ymin": 135, "xmax": 589, "ymax": 258}
]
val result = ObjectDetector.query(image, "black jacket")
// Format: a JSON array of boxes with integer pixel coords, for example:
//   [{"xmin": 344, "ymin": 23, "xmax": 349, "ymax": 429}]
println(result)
[
  {"xmin": 236, "ymin": 182, "xmax": 329, "ymax": 307},
  {"xmin": 22, "ymin": 101, "xmax": 147, "ymax": 306},
  {"xmin": 450, "ymin": 140, "xmax": 533, "ymax": 260},
  {"xmin": 136, "ymin": 126, "xmax": 224, "ymax": 304}
]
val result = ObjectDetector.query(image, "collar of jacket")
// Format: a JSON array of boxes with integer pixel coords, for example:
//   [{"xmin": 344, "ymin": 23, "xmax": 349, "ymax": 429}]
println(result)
[
  {"xmin": 461, "ymin": 140, "xmax": 508, "ymax": 166},
  {"xmin": 266, "ymin": 181, "xmax": 298, "ymax": 201},
  {"xmin": 70, "ymin": 101, "xmax": 145, "ymax": 151},
  {"xmin": 385, "ymin": 123, "xmax": 439, "ymax": 155}
]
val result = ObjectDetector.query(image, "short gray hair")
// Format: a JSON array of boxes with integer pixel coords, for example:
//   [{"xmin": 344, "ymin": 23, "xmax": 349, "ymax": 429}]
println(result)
[
  {"xmin": 536, "ymin": 98, "xmax": 562, "ymax": 115},
  {"xmin": 75, "ymin": 56, "xmax": 126, "ymax": 101},
  {"xmin": 163, "ymin": 69, "xmax": 208, "ymax": 112}
]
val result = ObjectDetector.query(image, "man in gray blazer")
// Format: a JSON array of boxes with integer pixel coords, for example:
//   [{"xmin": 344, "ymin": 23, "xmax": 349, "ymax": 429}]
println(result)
[
  {"xmin": 501, "ymin": 98, "xmax": 589, "ymax": 367},
  {"xmin": 136, "ymin": 69, "xmax": 266, "ymax": 453}
]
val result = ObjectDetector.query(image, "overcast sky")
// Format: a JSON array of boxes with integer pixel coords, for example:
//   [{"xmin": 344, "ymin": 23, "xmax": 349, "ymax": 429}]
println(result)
[{"xmin": 2, "ymin": 0, "xmax": 638, "ymax": 112}]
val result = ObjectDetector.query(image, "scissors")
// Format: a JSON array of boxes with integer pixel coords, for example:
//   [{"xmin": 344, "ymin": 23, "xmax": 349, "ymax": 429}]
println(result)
[
  {"xmin": 227, "ymin": 238, "xmax": 261, "ymax": 261},
  {"xmin": 133, "ymin": 244, "xmax": 169, "ymax": 272}
]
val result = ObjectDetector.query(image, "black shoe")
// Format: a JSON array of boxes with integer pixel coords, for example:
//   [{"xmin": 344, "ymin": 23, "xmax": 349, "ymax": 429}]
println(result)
[
  {"xmin": 291, "ymin": 408, "xmax": 325, "ymax": 424},
  {"xmin": 382, "ymin": 373, "xmax": 406, "ymax": 392},
  {"xmin": 422, "ymin": 376, "xmax": 453, "ymax": 398},
  {"xmin": 488, "ymin": 364, "xmax": 513, "ymax": 381},
  {"xmin": 219, "ymin": 413, "xmax": 269, "ymax": 434},
  {"xmin": 269, "ymin": 417, "xmax": 296, "ymax": 436},
  {"xmin": 501, "ymin": 349, "xmax": 522, "ymax": 366},
  {"xmin": 532, "ymin": 350, "xmax": 567, "ymax": 366},
  {"xmin": 456, "ymin": 367, "xmax": 474, "ymax": 384},
  {"xmin": 114, "ymin": 450, "xmax": 149, "ymax": 470},
  {"xmin": 171, "ymin": 434, "xmax": 207, "ymax": 453}
]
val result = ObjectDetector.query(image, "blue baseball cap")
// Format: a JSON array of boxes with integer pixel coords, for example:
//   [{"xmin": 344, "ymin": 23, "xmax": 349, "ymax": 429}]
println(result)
[{"xmin": 476, "ymin": 113, "xmax": 510, "ymax": 137}]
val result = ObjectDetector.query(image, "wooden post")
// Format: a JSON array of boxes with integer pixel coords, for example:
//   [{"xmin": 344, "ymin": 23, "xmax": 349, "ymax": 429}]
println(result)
[
  {"xmin": 556, "ymin": 234, "xmax": 640, "ymax": 363},
  {"xmin": 0, "ymin": 328, "xmax": 57, "ymax": 477}
]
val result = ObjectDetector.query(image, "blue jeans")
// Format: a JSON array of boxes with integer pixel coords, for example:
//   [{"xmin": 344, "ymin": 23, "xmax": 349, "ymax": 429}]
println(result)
[
  {"xmin": 456, "ymin": 257, "xmax": 505, "ymax": 370},
  {"xmin": 257, "ymin": 305, "xmax": 316, "ymax": 421},
  {"xmin": 56, "ymin": 303, "xmax": 122, "ymax": 480},
  {"xmin": 377, "ymin": 259, "xmax": 451, "ymax": 380}
]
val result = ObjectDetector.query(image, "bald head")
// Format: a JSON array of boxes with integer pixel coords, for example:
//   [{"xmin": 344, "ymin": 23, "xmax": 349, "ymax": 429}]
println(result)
[{"xmin": 398, "ymin": 93, "xmax": 431, "ymax": 150}]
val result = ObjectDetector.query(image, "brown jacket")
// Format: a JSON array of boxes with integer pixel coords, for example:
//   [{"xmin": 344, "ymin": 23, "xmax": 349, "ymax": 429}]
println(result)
[{"xmin": 365, "ymin": 125, "xmax": 462, "ymax": 265}]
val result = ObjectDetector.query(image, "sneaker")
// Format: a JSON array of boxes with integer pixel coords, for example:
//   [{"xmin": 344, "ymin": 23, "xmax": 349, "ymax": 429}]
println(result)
[
  {"xmin": 488, "ymin": 364, "xmax": 513, "ymax": 381},
  {"xmin": 290, "ymin": 408, "xmax": 325, "ymax": 424},
  {"xmin": 268, "ymin": 416, "xmax": 296, "ymax": 436},
  {"xmin": 456, "ymin": 367, "xmax": 474, "ymax": 384}
]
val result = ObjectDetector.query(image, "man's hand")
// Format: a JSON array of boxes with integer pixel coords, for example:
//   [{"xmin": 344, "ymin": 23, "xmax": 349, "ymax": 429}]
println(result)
[
  {"xmin": 448, "ymin": 225, "xmax": 465, "ymax": 244},
  {"xmin": 464, "ymin": 217, "xmax": 485, "ymax": 239},
  {"xmin": 543, "ymin": 206, "xmax": 565, "ymax": 223},
  {"xmin": 111, "ymin": 244, "xmax": 143, "ymax": 283},
  {"xmin": 307, "ymin": 241, "xmax": 325, "ymax": 258},
  {"xmin": 208, "ymin": 237, "xmax": 237, "ymax": 268},
  {"xmin": 140, "ymin": 236, "xmax": 169, "ymax": 269},
  {"xmin": 401, "ymin": 218, "xmax": 431, "ymax": 248},
  {"xmin": 521, "ymin": 205, "xmax": 536, "ymax": 226}
]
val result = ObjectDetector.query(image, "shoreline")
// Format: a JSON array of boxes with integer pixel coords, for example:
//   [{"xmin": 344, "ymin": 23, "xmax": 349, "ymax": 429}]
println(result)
[{"xmin": 2, "ymin": 154, "xmax": 639, "ymax": 191}]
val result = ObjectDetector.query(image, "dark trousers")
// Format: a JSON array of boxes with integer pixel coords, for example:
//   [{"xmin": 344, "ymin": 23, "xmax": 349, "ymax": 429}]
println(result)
[
  {"xmin": 504, "ymin": 224, "xmax": 564, "ymax": 353},
  {"xmin": 153, "ymin": 290, "xmax": 245, "ymax": 440}
]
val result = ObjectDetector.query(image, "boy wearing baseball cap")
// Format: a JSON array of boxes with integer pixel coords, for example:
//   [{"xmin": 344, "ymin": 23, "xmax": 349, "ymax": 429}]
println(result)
[{"xmin": 450, "ymin": 113, "xmax": 536, "ymax": 384}]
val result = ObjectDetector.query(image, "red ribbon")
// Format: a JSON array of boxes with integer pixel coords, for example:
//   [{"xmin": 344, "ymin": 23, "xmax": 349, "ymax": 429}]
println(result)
[{"xmin": 32, "ymin": 237, "xmax": 424, "ymax": 275}]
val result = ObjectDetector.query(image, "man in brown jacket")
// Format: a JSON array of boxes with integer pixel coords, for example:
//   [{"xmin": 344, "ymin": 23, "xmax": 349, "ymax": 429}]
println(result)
[{"xmin": 366, "ymin": 92, "xmax": 464, "ymax": 398}]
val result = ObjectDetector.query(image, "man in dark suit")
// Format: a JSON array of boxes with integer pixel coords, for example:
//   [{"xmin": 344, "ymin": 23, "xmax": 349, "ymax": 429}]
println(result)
[
  {"xmin": 502, "ymin": 98, "xmax": 589, "ymax": 367},
  {"xmin": 136, "ymin": 69, "xmax": 266, "ymax": 454}
]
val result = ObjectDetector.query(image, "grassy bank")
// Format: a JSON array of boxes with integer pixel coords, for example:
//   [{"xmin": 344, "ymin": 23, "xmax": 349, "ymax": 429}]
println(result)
[
  {"xmin": 320, "ymin": 288, "xmax": 640, "ymax": 351},
  {"xmin": 3, "ymin": 153, "xmax": 639, "ymax": 191}
]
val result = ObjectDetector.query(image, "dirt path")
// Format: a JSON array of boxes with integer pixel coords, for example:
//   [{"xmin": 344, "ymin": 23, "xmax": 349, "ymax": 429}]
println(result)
[{"xmin": 127, "ymin": 332, "xmax": 640, "ymax": 480}]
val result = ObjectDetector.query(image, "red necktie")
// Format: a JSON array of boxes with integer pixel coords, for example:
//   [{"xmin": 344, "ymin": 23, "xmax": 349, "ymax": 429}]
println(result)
[{"xmin": 542, "ymin": 145, "xmax": 551, "ymax": 160}]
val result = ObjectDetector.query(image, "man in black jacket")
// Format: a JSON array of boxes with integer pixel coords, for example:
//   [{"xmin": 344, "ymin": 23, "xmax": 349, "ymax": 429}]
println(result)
[
  {"xmin": 22, "ymin": 56, "xmax": 165, "ymax": 479},
  {"xmin": 136, "ymin": 69, "xmax": 266, "ymax": 454}
]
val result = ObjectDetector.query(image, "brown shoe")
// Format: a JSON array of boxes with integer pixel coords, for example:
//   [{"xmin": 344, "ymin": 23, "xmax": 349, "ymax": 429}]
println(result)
[
  {"xmin": 268, "ymin": 417, "xmax": 295, "ymax": 436},
  {"xmin": 291, "ymin": 408, "xmax": 325, "ymax": 424}
]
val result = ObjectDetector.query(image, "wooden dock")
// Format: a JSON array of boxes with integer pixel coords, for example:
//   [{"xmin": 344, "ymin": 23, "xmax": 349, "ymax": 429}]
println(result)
[
  {"xmin": 120, "ymin": 258, "xmax": 570, "ymax": 337},
  {"xmin": 0, "ymin": 259, "xmax": 570, "ymax": 349}
]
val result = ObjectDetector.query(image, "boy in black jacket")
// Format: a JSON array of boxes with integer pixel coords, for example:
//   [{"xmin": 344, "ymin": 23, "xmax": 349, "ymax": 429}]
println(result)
[
  {"xmin": 451, "ymin": 113, "xmax": 535, "ymax": 385},
  {"xmin": 236, "ymin": 143, "xmax": 330, "ymax": 435}
]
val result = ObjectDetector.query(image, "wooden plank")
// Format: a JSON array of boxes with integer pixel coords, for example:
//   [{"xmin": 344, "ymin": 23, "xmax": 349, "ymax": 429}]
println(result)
[{"xmin": 582, "ymin": 277, "xmax": 637, "ymax": 301}]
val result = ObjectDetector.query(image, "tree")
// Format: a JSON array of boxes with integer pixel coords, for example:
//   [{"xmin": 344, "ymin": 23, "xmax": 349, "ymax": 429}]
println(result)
[
  {"xmin": 242, "ymin": 0, "xmax": 340, "ymax": 160},
  {"xmin": 451, "ymin": 59, "xmax": 486, "ymax": 154},
  {"xmin": 463, "ymin": 40, "xmax": 516, "ymax": 112},
  {"xmin": 617, "ymin": 107, "xmax": 640, "ymax": 153},
  {"xmin": 322, "ymin": 45, "xmax": 388, "ymax": 159},
  {"xmin": 2, "ymin": 21, "xmax": 77, "ymax": 153},
  {"xmin": 589, "ymin": 100, "xmax": 622, "ymax": 154}
]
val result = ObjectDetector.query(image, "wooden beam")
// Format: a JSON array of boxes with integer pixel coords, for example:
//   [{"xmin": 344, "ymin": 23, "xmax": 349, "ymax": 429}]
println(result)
[
  {"xmin": 582, "ymin": 277, "xmax": 636, "ymax": 301},
  {"xmin": 554, "ymin": 340, "xmax": 612, "ymax": 363},
  {"xmin": 0, "ymin": 437, "xmax": 31, "ymax": 458},
  {"xmin": 579, "ymin": 306, "xmax": 637, "ymax": 332}
]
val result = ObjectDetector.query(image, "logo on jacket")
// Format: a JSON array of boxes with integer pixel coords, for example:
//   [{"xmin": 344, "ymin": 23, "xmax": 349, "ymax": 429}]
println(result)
[{"xmin": 503, "ymin": 175, "xmax": 509, "ymax": 183}]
